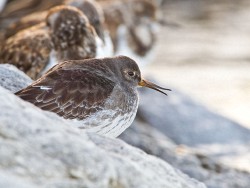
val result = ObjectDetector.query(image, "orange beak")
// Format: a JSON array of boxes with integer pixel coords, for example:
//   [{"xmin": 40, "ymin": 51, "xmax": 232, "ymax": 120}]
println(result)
[{"xmin": 138, "ymin": 79, "xmax": 171, "ymax": 96}]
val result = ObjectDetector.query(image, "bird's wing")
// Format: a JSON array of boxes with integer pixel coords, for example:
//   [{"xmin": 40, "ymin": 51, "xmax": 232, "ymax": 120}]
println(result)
[
  {"xmin": 4, "ymin": 11, "xmax": 48, "ymax": 38},
  {"xmin": 0, "ymin": 24, "xmax": 53, "ymax": 79},
  {"xmin": 15, "ymin": 63, "xmax": 115, "ymax": 120}
]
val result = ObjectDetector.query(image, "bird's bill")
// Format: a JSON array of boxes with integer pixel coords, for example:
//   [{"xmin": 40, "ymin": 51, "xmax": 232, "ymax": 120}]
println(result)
[{"xmin": 138, "ymin": 79, "xmax": 171, "ymax": 96}]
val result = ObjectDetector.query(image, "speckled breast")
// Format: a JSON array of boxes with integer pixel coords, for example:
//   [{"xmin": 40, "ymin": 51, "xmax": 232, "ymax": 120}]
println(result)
[{"xmin": 70, "ymin": 86, "xmax": 139, "ymax": 138}]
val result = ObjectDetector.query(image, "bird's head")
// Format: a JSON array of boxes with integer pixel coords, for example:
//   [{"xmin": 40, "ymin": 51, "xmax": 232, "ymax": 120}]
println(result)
[
  {"xmin": 46, "ymin": 5, "xmax": 96, "ymax": 44},
  {"xmin": 112, "ymin": 56, "xmax": 171, "ymax": 95},
  {"xmin": 65, "ymin": 0, "xmax": 105, "ymax": 42}
]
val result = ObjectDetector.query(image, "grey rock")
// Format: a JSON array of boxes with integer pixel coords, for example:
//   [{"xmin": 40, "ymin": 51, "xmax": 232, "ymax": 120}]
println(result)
[
  {"xmin": 0, "ymin": 86, "xmax": 206, "ymax": 188},
  {"xmin": 137, "ymin": 83, "xmax": 250, "ymax": 171},
  {"xmin": 120, "ymin": 121, "xmax": 250, "ymax": 188},
  {"xmin": 138, "ymin": 86, "xmax": 250, "ymax": 146},
  {"xmin": 0, "ymin": 171, "xmax": 36, "ymax": 188},
  {"xmin": 0, "ymin": 64, "xmax": 32, "ymax": 92}
]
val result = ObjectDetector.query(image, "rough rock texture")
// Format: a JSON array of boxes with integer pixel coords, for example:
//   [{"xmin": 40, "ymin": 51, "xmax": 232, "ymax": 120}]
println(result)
[
  {"xmin": 137, "ymin": 83, "xmax": 250, "ymax": 171},
  {"xmin": 0, "ymin": 64, "xmax": 32, "ymax": 92},
  {"xmin": 0, "ymin": 86, "xmax": 205, "ymax": 188},
  {"xmin": 120, "ymin": 120, "xmax": 250, "ymax": 188},
  {"xmin": 138, "ymin": 86, "xmax": 250, "ymax": 146}
]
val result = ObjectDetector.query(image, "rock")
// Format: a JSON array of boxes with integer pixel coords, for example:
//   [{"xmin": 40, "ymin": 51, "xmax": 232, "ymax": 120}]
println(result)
[
  {"xmin": 0, "ymin": 171, "xmax": 36, "ymax": 188},
  {"xmin": 137, "ymin": 84, "xmax": 250, "ymax": 171},
  {"xmin": 0, "ymin": 86, "xmax": 206, "ymax": 188},
  {"xmin": 0, "ymin": 64, "xmax": 32, "ymax": 92},
  {"xmin": 120, "ymin": 120, "xmax": 250, "ymax": 188},
  {"xmin": 138, "ymin": 86, "xmax": 250, "ymax": 145}
]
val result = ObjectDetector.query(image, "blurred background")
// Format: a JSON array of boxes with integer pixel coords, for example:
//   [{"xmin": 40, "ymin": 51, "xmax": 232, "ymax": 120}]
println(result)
[{"xmin": 148, "ymin": 0, "xmax": 250, "ymax": 129}]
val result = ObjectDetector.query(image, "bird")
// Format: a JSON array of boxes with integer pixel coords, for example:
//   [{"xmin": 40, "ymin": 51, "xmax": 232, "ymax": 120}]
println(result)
[
  {"xmin": 0, "ymin": 5, "xmax": 100, "ymax": 80},
  {"xmin": 0, "ymin": 0, "xmax": 62, "ymax": 22},
  {"xmin": 64, "ymin": 0, "xmax": 106, "ymax": 43},
  {"xmin": 64, "ymin": 0, "xmax": 113, "ymax": 57},
  {"xmin": 15, "ymin": 56, "xmax": 171, "ymax": 138},
  {"xmin": 2, "ymin": 0, "xmax": 113, "ymax": 57},
  {"xmin": 0, "ymin": 0, "xmax": 62, "ymax": 37},
  {"xmin": 3, "ymin": 0, "xmax": 102, "ymax": 39},
  {"xmin": 97, "ymin": 0, "xmax": 159, "ymax": 66}
]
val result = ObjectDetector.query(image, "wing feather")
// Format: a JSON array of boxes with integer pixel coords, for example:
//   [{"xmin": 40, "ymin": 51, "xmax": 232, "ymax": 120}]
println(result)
[
  {"xmin": 0, "ymin": 24, "xmax": 53, "ymax": 79},
  {"xmin": 16, "ymin": 64, "xmax": 115, "ymax": 120}
]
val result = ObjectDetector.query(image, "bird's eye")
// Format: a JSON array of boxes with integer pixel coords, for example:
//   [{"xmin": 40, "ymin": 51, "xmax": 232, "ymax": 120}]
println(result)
[{"xmin": 128, "ymin": 71, "xmax": 135, "ymax": 77}]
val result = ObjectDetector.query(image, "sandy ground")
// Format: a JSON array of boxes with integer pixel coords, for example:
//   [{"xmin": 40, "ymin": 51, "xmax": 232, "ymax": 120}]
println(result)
[{"xmin": 145, "ymin": 1, "xmax": 250, "ymax": 128}]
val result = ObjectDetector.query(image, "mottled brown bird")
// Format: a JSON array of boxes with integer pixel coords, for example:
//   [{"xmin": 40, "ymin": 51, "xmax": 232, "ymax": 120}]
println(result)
[
  {"xmin": 15, "ymin": 56, "xmax": 170, "ymax": 137},
  {"xmin": 0, "ymin": 5, "xmax": 98, "ymax": 79},
  {"xmin": 97, "ymin": 0, "xmax": 158, "ymax": 65},
  {"xmin": 3, "ymin": 0, "xmax": 106, "ymax": 43},
  {"xmin": 0, "ymin": 0, "xmax": 62, "ymax": 26}
]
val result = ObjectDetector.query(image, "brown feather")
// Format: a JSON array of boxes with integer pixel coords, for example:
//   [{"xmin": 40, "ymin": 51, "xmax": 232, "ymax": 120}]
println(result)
[
  {"xmin": 0, "ymin": 23, "xmax": 52, "ymax": 79},
  {"xmin": 16, "ymin": 59, "xmax": 115, "ymax": 120},
  {"xmin": 1, "ymin": 5, "xmax": 99, "ymax": 80}
]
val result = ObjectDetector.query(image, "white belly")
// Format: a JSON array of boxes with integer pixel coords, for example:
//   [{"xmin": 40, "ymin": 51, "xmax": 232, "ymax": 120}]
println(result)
[
  {"xmin": 67, "ymin": 100, "xmax": 138, "ymax": 138},
  {"xmin": 67, "ymin": 86, "xmax": 139, "ymax": 138},
  {"xmin": 86, "ymin": 108, "xmax": 137, "ymax": 138}
]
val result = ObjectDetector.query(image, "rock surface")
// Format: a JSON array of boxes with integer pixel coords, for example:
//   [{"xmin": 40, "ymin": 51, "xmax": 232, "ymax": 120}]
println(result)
[
  {"xmin": 137, "ymin": 84, "xmax": 250, "ymax": 171},
  {"xmin": 0, "ymin": 86, "xmax": 205, "ymax": 188},
  {"xmin": 120, "ymin": 120, "xmax": 250, "ymax": 188},
  {"xmin": 0, "ymin": 64, "xmax": 32, "ymax": 92},
  {"xmin": 138, "ymin": 86, "xmax": 250, "ymax": 146}
]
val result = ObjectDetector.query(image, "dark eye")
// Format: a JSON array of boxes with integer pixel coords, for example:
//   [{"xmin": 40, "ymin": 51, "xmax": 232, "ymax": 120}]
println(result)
[{"xmin": 128, "ymin": 71, "xmax": 135, "ymax": 77}]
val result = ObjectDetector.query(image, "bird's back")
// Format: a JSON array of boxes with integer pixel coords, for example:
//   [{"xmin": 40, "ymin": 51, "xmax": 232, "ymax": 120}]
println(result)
[{"xmin": 0, "ymin": 23, "xmax": 53, "ymax": 79}]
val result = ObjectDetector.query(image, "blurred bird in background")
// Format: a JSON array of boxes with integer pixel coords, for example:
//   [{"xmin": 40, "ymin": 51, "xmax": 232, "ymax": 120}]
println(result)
[
  {"xmin": 97, "ymin": 0, "xmax": 160, "ymax": 67},
  {"xmin": 0, "ymin": 5, "xmax": 101, "ymax": 79},
  {"xmin": 1, "ymin": 0, "xmax": 113, "ymax": 57},
  {"xmin": 0, "ymin": 0, "xmax": 163, "ymax": 72}
]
